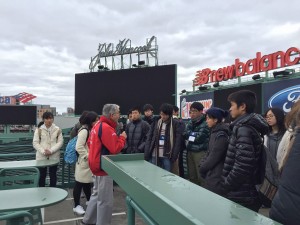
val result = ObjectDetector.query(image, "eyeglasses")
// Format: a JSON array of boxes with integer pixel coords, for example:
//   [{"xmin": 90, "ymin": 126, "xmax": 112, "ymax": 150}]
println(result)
[
  {"xmin": 265, "ymin": 115, "xmax": 274, "ymax": 119},
  {"xmin": 189, "ymin": 109, "xmax": 199, "ymax": 114}
]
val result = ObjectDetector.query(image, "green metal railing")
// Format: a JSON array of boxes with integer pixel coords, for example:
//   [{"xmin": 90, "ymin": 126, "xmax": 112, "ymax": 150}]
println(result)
[{"xmin": 102, "ymin": 154, "xmax": 281, "ymax": 225}]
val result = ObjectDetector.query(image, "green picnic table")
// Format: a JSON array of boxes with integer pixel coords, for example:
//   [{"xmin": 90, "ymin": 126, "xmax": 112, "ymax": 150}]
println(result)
[
  {"xmin": 0, "ymin": 187, "xmax": 68, "ymax": 212},
  {"xmin": 0, "ymin": 159, "xmax": 59, "ymax": 169}
]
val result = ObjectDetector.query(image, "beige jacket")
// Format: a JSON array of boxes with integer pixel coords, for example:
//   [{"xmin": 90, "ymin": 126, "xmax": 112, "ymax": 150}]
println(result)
[
  {"xmin": 33, "ymin": 123, "xmax": 64, "ymax": 160},
  {"xmin": 75, "ymin": 127, "xmax": 93, "ymax": 183}
]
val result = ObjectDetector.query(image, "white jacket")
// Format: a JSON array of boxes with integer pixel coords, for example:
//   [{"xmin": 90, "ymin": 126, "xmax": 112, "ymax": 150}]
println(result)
[
  {"xmin": 33, "ymin": 123, "xmax": 64, "ymax": 160},
  {"xmin": 75, "ymin": 127, "xmax": 93, "ymax": 183}
]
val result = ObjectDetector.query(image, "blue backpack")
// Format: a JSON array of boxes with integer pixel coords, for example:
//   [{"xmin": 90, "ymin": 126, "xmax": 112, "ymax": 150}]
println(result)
[{"xmin": 64, "ymin": 127, "xmax": 89, "ymax": 164}]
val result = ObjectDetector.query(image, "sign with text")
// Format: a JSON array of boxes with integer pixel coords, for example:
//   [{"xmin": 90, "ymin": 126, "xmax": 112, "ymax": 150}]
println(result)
[
  {"xmin": 89, "ymin": 36, "xmax": 158, "ymax": 71},
  {"xmin": 194, "ymin": 47, "xmax": 300, "ymax": 86},
  {"xmin": 180, "ymin": 92, "xmax": 214, "ymax": 119},
  {"xmin": 262, "ymin": 78, "xmax": 300, "ymax": 113}
]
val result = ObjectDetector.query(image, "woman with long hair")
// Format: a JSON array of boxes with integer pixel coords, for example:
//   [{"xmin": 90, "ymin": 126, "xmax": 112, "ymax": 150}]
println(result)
[
  {"xmin": 72, "ymin": 111, "xmax": 99, "ymax": 215},
  {"xmin": 270, "ymin": 100, "xmax": 300, "ymax": 225},
  {"xmin": 264, "ymin": 108, "xmax": 286, "ymax": 159},
  {"xmin": 258, "ymin": 108, "xmax": 286, "ymax": 207}
]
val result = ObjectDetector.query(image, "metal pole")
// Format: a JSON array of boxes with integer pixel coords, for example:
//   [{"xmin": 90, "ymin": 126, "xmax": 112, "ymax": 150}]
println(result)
[
  {"xmin": 126, "ymin": 196, "xmax": 135, "ymax": 225},
  {"xmin": 126, "ymin": 196, "xmax": 158, "ymax": 225}
]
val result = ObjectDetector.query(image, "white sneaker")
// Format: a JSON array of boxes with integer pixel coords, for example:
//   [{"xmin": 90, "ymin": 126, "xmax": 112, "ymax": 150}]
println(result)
[{"xmin": 73, "ymin": 205, "xmax": 85, "ymax": 215}]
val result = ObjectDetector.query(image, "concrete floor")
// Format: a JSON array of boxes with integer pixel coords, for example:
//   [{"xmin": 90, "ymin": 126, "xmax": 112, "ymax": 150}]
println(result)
[
  {"xmin": 0, "ymin": 185, "xmax": 271, "ymax": 225},
  {"xmin": 43, "ymin": 185, "xmax": 146, "ymax": 225}
]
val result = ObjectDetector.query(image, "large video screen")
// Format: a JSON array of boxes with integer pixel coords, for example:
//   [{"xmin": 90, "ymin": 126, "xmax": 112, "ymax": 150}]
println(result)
[
  {"xmin": 0, "ymin": 105, "xmax": 37, "ymax": 125},
  {"xmin": 75, "ymin": 65, "xmax": 176, "ymax": 115}
]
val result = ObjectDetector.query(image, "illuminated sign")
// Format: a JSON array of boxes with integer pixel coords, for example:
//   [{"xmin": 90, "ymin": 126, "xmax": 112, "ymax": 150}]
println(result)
[
  {"xmin": 89, "ymin": 36, "xmax": 158, "ymax": 71},
  {"xmin": 194, "ymin": 47, "xmax": 300, "ymax": 86}
]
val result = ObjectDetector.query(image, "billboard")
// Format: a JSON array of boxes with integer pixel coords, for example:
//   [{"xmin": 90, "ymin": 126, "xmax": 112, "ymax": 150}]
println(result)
[
  {"xmin": 262, "ymin": 77, "xmax": 300, "ymax": 114},
  {"xmin": 214, "ymin": 83, "xmax": 262, "ymax": 114},
  {"xmin": 180, "ymin": 91, "xmax": 214, "ymax": 119},
  {"xmin": 180, "ymin": 83, "xmax": 262, "ymax": 119},
  {"xmin": 0, "ymin": 96, "xmax": 16, "ymax": 105},
  {"xmin": 75, "ymin": 65, "xmax": 176, "ymax": 115},
  {"xmin": 0, "ymin": 105, "xmax": 37, "ymax": 125}
]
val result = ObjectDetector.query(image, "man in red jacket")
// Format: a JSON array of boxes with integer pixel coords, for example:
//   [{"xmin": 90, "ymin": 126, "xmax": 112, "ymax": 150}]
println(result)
[{"xmin": 82, "ymin": 104, "xmax": 126, "ymax": 225}]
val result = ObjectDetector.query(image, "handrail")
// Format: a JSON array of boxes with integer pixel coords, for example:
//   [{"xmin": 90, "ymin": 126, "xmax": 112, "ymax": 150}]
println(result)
[{"xmin": 102, "ymin": 154, "xmax": 281, "ymax": 225}]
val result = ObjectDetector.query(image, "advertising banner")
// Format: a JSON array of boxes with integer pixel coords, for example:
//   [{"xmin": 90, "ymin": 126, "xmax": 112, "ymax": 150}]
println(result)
[
  {"xmin": 0, "ymin": 96, "xmax": 16, "ymax": 105},
  {"xmin": 214, "ymin": 83, "xmax": 262, "ymax": 114},
  {"xmin": 262, "ymin": 77, "xmax": 300, "ymax": 113},
  {"xmin": 180, "ymin": 91, "xmax": 214, "ymax": 119}
]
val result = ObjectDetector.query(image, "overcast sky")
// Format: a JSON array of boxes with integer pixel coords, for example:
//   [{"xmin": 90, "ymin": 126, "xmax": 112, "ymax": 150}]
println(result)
[{"xmin": 1, "ymin": 0, "xmax": 300, "ymax": 113}]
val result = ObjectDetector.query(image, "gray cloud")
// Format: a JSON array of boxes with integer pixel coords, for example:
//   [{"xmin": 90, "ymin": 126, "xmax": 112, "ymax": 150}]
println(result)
[{"xmin": 1, "ymin": 0, "xmax": 300, "ymax": 113}]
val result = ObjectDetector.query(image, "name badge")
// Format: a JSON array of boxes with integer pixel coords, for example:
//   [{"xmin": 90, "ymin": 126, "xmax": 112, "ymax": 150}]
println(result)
[
  {"xmin": 188, "ymin": 132, "xmax": 196, "ymax": 142},
  {"xmin": 189, "ymin": 136, "xmax": 195, "ymax": 142},
  {"xmin": 159, "ymin": 135, "xmax": 165, "ymax": 145}
]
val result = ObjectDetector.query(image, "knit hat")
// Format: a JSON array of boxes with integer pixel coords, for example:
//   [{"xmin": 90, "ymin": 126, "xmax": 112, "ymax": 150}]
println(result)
[
  {"xmin": 190, "ymin": 102, "xmax": 204, "ymax": 111},
  {"xmin": 206, "ymin": 107, "xmax": 229, "ymax": 122}
]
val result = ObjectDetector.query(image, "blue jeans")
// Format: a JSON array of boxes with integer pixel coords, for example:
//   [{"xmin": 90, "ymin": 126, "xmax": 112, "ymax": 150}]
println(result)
[{"xmin": 151, "ymin": 156, "xmax": 171, "ymax": 172}]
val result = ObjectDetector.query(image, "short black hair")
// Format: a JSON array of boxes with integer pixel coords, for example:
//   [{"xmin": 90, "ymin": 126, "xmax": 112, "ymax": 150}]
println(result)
[
  {"xmin": 190, "ymin": 102, "xmax": 204, "ymax": 111},
  {"xmin": 159, "ymin": 103, "xmax": 173, "ymax": 116},
  {"xmin": 143, "ymin": 104, "xmax": 154, "ymax": 112},
  {"xmin": 227, "ymin": 90, "xmax": 257, "ymax": 113},
  {"xmin": 81, "ymin": 111, "xmax": 98, "ymax": 130},
  {"xmin": 173, "ymin": 105, "xmax": 179, "ymax": 113},
  {"xmin": 131, "ymin": 106, "xmax": 141, "ymax": 113},
  {"xmin": 42, "ymin": 111, "xmax": 54, "ymax": 120},
  {"xmin": 127, "ymin": 108, "xmax": 133, "ymax": 117}
]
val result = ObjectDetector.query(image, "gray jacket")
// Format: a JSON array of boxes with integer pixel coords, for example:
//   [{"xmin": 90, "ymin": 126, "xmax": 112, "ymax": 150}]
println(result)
[{"xmin": 124, "ymin": 119, "xmax": 150, "ymax": 154}]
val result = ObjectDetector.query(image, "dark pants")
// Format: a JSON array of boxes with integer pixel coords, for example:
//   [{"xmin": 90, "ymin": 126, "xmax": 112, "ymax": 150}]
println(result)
[
  {"xmin": 240, "ymin": 197, "xmax": 261, "ymax": 212},
  {"xmin": 178, "ymin": 149, "xmax": 185, "ymax": 178},
  {"xmin": 73, "ymin": 181, "xmax": 92, "ymax": 207},
  {"xmin": 38, "ymin": 165, "xmax": 58, "ymax": 187}
]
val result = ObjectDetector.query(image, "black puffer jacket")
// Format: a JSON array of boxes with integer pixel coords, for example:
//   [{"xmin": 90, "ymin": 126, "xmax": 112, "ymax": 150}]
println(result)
[
  {"xmin": 124, "ymin": 119, "xmax": 150, "ymax": 154},
  {"xmin": 143, "ymin": 115, "xmax": 155, "ymax": 125},
  {"xmin": 222, "ymin": 113, "xmax": 269, "ymax": 207},
  {"xmin": 270, "ymin": 127, "xmax": 300, "ymax": 225},
  {"xmin": 200, "ymin": 123, "xmax": 230, "ymax": 195}
]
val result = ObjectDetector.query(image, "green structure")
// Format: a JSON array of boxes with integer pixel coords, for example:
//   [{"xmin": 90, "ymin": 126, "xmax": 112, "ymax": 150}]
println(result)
[{"xmin": 102, "ymin": 154, "xmax": 281, "ymax": 225}]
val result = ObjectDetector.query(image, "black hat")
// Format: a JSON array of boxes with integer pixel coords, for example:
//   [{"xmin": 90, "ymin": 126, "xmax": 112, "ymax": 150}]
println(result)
[
  {"xmin": 206, "ymin": 107, "xmax": 229, "ymax": 122},
  {"xmin": 190, "ymin": 102, "xmax": 204, "ymax": 111}
]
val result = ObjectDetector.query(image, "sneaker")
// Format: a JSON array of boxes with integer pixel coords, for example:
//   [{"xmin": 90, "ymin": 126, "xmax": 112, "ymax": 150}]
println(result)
[
  {"xmin": 80, "ymin": 219, "xmax": 95, "ymax": 225},
  {"xmin": 73, "ymin": 205, "xmax": 85, "ymax": 215}
]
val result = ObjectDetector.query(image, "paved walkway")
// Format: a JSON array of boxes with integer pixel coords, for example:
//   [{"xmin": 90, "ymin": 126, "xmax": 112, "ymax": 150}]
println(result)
[
  {"xmin": 0, "ymin": 185, "xmax": 270, "ymax": 225},
  {"xmin": 43, "ymin": 185, "xmax": 146, "ymax": 225}
]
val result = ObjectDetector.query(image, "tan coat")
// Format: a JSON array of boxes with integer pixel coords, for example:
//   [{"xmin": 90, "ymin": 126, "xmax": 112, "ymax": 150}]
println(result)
[
  {"xmin": 75, "ymin": 127, "xmax": 93, "ymax": 183},
  {"xmin": 33, "ymin": 123, "xmax": 63, "ymax": 160}
]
